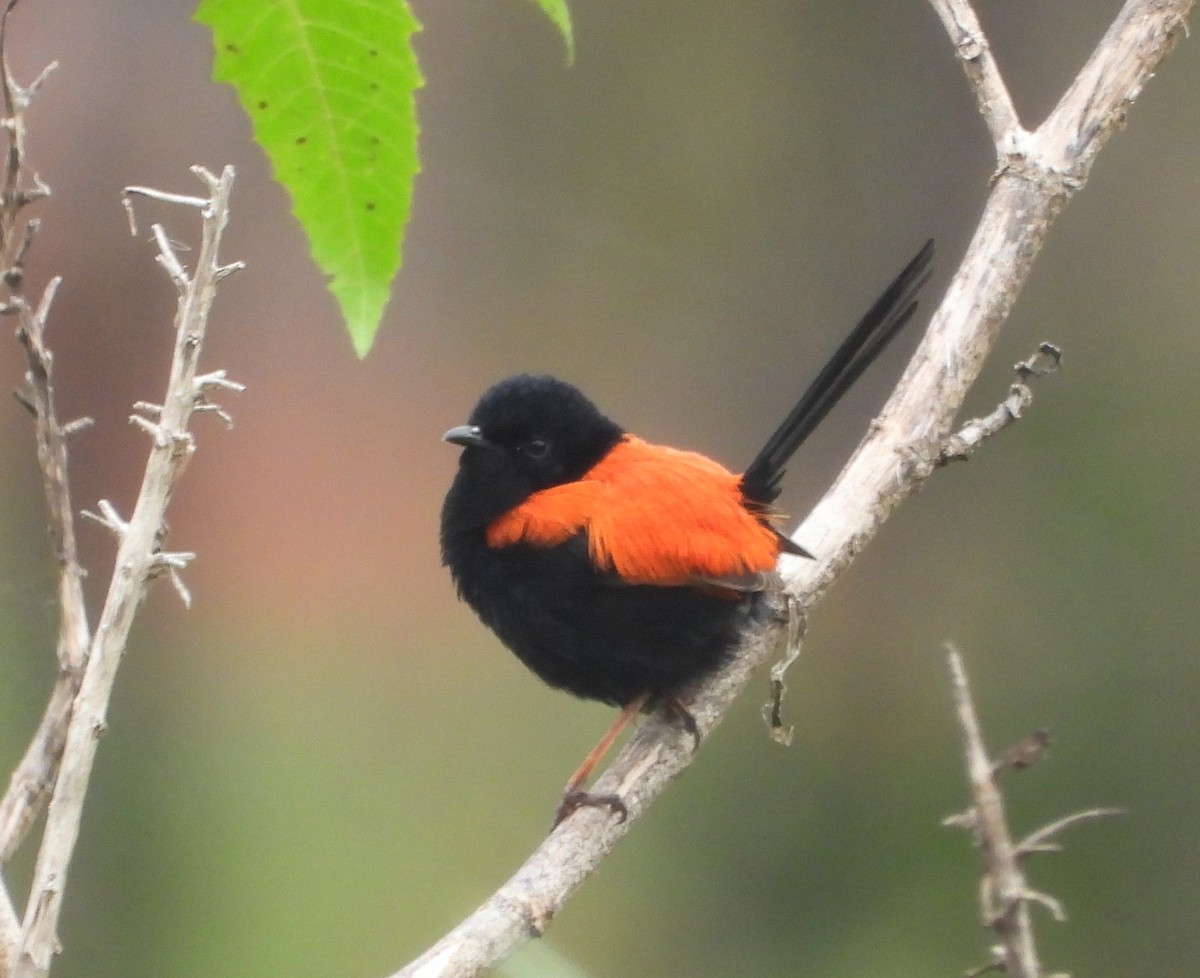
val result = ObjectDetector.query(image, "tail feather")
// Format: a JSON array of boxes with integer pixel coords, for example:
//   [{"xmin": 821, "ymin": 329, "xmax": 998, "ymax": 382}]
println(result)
[{"xmin": 741, "ymin": 239, "xmax": 935, "ymax": 504}]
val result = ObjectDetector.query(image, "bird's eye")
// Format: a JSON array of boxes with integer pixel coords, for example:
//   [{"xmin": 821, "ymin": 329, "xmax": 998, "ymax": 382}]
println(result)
[{"xmin": 521, "ymin": 438, "xmax": 550, "ymax": 459}]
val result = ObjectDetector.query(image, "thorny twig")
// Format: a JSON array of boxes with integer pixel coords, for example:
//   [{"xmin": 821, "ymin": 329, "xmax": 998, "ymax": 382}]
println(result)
[
  {"xmin": 944, "ymin": 646, "xmax": 1122, "ymax": 978},
  {"xmin": 0, "ymin": 4, "xmax": 79, "ymax": 969},
  {"xmin": 10, "ymin": 166, "xmax": 243, "ymax": 978}
]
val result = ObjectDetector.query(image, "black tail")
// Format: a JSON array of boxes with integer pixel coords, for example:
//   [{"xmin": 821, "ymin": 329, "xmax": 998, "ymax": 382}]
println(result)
[{"xmin": 741, "ymin": 239, "xmax": 935, "ymax": 504}]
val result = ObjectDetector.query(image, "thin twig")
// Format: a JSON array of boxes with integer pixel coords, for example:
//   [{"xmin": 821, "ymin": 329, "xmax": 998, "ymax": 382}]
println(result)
[
  {"xmin": 12, "ymin": 166, "xmax": 242, "ymax": 978},
  {"xmin": 1016, "ymin": 808, "xmax": 1125, "ymax": 858},
  {"xmin": 925, "ymin": 0, "xmax": 1025, "ymax": 153},
  {"xmin": 939, "ymin": 343, "xmax": 1061, "ymax": 465},
  {"xmin": 944, "ymin": 648, "xmax": 1123, "ymax": 978},
  {"xmin": 0, "ymin": 288, "xmax": 90, "ymax": 943},
  {"xmin": 763, "ymin": 594, "xmax": 805, "ymax": 746},
  {"xmin": 0, "ymin": 7, "xmax": 78, "ymax": 970},
  {"xmin": 945, "ymin": 645, "xmax": 1042, "ymax": 978}
]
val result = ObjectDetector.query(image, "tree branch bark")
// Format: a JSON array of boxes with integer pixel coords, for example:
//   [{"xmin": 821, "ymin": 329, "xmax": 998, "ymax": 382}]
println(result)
[{"xmin": 390, "ymin": 2, "xmax": 1196, "ymax": 976}]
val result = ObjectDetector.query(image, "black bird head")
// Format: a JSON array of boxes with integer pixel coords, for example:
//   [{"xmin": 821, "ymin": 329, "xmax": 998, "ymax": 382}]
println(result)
[{"xmin": 441, "ymin": 374, "xmax": 625, "ymax": 531}]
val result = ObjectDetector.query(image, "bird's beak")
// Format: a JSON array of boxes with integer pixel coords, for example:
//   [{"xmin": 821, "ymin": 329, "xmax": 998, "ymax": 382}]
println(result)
[{"xmin": 442, "ymin": 424, "xmax": 488, "ymax": 449}]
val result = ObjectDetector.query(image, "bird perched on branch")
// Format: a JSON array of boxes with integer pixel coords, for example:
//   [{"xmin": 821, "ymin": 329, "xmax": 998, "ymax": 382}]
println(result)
[{"xmin": 440, "ymin": 241, "xmax": 934, "ymax": 826}]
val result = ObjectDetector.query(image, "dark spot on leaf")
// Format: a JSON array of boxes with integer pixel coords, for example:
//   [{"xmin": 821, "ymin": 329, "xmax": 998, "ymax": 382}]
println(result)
[
  {"xmin": 258, "ymin": 100, "xmax": 269, "ymax": 110},
  {"xmin": 369, "ymin": 49, "xmax": 378, "ymax": 56},
  {"xmin": 226, "ymin": 43, "xmax": 239, "ymax": 54},
  {"xmin": 370, "ymin": 82, "xmax": 379, "ymax": 91},
  {"xmin": 366, "ymin": 201, "xmax": 376, "ymax": 211},
  {"xmin": 296, "ymin": 136, "xmax": 307, "ymax": 145},
  {"xmin": 370, "ymin": 136, "xmax": 380, "ymax": 145}
]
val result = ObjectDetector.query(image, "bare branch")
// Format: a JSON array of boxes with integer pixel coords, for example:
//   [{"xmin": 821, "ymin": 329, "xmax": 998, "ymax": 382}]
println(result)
[
  {"xmin": 943, "ymin": 651, "xmax": 1121, "ymax": 978},
  {"xmin": 926, "ymin": 0, "xmax": 1025, "ymax": 153},
  {"xmin": 0, "ymin": 1, "xmax": 53, "ymax": 252},
  {"xmin": 0, "ymin": 9, "xmax": 82, "ymax": 969},
  {"xmin": 939, "ymin": 343, "xmax": 1061, "ymax": 466},
  {"xmin": 79, "ymin": 499, "xmax": 128, "ymax": 538},
  {"xmin": 1040, "ymin": 0, "xmax": 1194, "ymax": 178},
  {"xmin": 148, "ymin": 222, "xmax": 190, "ymax": 290},
  {"xmin": 0, "ymin": 339, "xmax": 79, "ymax": 956},
  {"xmin": 763, "ymin": 594, "xmax": 805, "ymax": 746},
  {"xmin": 1019, "ymin": 888, "xmax": 1066, "ymax": 924},
  {"xmin": 12, "ymin": 166, "xmax": 240, "ymax": 978},
  {"xmin": 945, "ymin": 646, "xmax": 1043, "ymax": 978},
  {"xmin": 122, "ymin": 184, "xmax": 210, "ymax": 213}
]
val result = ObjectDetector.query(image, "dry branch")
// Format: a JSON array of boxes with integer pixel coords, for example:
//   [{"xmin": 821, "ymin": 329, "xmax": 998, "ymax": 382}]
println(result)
[
  {"xmin": 8, "ymin": 168, "xmax": 243, "ymax": 978},
  {"xmin": 939, "ymin": 342, "xmax": 1061, "ymax": 465},
  {"xmin": 944, "ymin": 647, "xmax": 1045, "ymax": 978},
  {"xmin": 0, "ymin": 8, "xmax": 74, "ymax": 969},
  {"xmin": 390, "ymin": 1, "xmax": 1196, "ymax": 976},
  {"xmin": 943, "ymin": 646, "xmax": 1123, "ymax": 978},
  {"xmin": 1, "ymin": 280, "xmax": 88, "ymax": 858}
]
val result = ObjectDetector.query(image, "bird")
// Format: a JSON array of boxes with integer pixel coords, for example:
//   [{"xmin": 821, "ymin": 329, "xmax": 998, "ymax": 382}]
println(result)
[{"xmin": 440, "ymin": 240, "xmax": 934, "ymax": 826}]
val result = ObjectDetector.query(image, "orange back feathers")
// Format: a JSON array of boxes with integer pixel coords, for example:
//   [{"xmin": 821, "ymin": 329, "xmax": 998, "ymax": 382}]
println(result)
[{"xmin": 485, "ymin": 436, "xmax": 784, "ymax": 585}]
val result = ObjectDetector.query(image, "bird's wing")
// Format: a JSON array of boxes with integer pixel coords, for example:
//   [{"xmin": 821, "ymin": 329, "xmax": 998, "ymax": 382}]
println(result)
[
  {"xmin": 487, "ymin": 436, "xmax": 783, "ymax": 587},
  {"xmin": 485, "ymin": 479, "xmax": 602, "ymax": 550}
]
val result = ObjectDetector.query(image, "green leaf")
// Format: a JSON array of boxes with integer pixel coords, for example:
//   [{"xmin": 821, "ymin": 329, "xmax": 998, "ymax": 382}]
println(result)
[
  {"xmin": 530, "ymin": 0, "xmax": 574, "ymax": 65},
  {"xmin": 195, "ymin": 0, "xmax": 422, "ymax": 357}
]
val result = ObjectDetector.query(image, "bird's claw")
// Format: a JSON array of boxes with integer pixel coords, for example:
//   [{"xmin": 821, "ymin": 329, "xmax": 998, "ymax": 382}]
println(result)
[
  {"xmin": 664, "ymin": 698, "xmax": 701, "ymax": 752},
  {"xmin": 554, "ymin": 788, "xmax": 628, "ymax": 828}
]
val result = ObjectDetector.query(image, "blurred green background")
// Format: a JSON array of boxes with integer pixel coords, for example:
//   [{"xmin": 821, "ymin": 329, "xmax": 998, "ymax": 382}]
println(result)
[{"xmin": 1, "ymin": 2, "xmax": 1197, "ymax": 976}]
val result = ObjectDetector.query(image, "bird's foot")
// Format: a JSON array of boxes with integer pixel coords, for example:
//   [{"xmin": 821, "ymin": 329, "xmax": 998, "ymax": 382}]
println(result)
[
  {"xmin": 662, "ymin": 697, "xmax": 701, "ymax": 752},
  {"xmin": 554, "ymin": 788, "xmax": 628, "ymax": 828}
]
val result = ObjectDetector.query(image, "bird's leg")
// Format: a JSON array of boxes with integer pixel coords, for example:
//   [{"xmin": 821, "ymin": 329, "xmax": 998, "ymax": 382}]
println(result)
[
  {"xmin": 662, "ymin": 697, "xmax": 702, "ymax": 752},
  {"xmin": 554, "ymin": 693, "xmax": 648, "ymax": 827}
]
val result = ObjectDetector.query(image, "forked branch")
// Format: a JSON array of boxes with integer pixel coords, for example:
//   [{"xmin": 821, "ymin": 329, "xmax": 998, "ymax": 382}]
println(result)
[{"xmin": 390, "ymin": 2, "xmax": 1195, "ymax": 976}]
